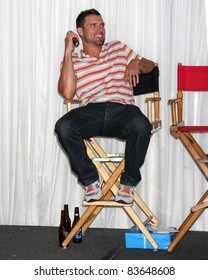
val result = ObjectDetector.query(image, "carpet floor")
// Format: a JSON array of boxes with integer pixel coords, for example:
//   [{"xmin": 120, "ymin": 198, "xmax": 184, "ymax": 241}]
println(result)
[{"xmin": 0, "ymin": 225, "xmax": 207, "ymax": 260}]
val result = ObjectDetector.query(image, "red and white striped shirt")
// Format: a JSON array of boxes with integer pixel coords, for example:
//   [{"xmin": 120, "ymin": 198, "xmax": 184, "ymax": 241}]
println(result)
[{"xmin": 72, "ymin": 41, "xmax": 139, "ymax": 106}]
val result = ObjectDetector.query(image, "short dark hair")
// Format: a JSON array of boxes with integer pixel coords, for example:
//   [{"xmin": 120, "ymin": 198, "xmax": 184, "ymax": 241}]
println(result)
[{"xmin": 76, "ymin": 8, "xmax": 101, "ymax": 28}]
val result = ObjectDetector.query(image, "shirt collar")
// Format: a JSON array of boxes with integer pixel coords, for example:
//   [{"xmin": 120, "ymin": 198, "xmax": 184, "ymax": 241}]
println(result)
[{"xmin": 79, "ymin": 43, "xmax": 110, "ymax": 59}]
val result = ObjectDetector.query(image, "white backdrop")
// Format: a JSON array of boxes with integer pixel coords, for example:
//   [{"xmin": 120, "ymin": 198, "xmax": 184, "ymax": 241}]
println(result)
[{"xmin": 1, "ymin": 0, "xmax": 208, "ymax": 230}]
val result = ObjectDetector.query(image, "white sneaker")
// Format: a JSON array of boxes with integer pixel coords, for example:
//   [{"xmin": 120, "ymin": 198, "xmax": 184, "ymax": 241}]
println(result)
[
  {"xmin": 115, "ymin": 184, "xmax": 135, "ymax": 204},
  {"xmin": 84, "ymin": 180, "xmax": 103, "ymax": 202}
]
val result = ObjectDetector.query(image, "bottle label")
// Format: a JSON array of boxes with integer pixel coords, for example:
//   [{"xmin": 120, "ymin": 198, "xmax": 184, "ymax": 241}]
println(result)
[{"xmin": 74, "ymin": 229, "xmax": 82, "ymax": 239}]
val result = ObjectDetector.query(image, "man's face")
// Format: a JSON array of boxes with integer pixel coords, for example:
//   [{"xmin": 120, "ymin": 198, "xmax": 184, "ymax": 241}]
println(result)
[{"xmin": 78, "ymin": 15, "xmax": 105, "ymax": 47}]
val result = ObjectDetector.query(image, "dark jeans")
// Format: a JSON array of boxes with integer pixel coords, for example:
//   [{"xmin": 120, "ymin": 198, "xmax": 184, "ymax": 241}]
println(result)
[{"xmin": 55, "ymin": 102, "xmax": 152, "ymax": 187}]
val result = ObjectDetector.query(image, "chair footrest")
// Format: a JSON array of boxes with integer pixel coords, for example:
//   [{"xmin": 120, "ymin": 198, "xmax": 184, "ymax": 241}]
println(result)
[{"xmin": 83, "ymin": 200, "xmax": 132, "ymax": 206}]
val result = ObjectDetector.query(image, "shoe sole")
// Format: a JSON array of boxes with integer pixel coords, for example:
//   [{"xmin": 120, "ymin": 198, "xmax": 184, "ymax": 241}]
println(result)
[
  {"xmin": 85, "ymin": 191, "xmax": 103, "ymax": 203},
  {"xmin": 115, "ymin": 199, "xmax": 133, "ymax": 204}
]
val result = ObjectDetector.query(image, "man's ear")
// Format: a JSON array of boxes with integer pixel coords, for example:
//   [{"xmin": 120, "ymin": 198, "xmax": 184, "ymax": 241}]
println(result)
[{"xmin": 77, "ymin": 27, "xmax": 83, "ymax": 37}]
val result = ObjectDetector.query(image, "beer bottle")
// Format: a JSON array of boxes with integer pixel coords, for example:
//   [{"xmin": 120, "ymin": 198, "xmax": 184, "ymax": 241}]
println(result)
[
  {"xmin": 64, "ymin": 204, "xmax": 71, "ymax": 233},
  {"xmin": 72, "ymin": 207, "xmax": 82, "ymax": 243},
  {"xmin": 58, "ymin": 210, "xmax": 68, "ymax": 248}
]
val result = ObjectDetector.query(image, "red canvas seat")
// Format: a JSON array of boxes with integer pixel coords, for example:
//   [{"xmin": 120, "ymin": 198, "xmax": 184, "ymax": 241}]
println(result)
[{"xmin": 178, "ymin": 126, "xmax": 208, "ymax": 132}]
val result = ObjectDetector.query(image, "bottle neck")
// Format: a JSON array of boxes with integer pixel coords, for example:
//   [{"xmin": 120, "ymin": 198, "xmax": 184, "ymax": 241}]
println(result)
[
  {"xmin": 75, "ymin": 207, "xmax": 79, "ymax": 211},
  {"xmin": 60, "ymin": 210, "xmax": 65, "ymax": 224},
  {"xmin": 64, "ymin": 205, "xmax": 69, "ymax": 214}
]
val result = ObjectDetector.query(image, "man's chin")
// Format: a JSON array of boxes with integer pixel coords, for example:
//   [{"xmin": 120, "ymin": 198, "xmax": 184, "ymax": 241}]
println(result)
[
  {"xmin": 93, "ymin": 38, "xmax": 105, "ymax": 46},
  {"xmin": 97, "ymin": 39, "xmax": 105, "ymax": 46}
]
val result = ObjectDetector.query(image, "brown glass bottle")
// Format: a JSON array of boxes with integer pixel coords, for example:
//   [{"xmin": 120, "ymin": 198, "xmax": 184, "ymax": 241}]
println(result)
[
  {"xmin": 58, "ymin": 210, "xmax": 68, "ymax": 248},
  {"xmin": 64, "ymin": 204, "xmax": 71, "ymax": 233},
  {"xmin": 72, "ymin": 207, "xmax": 82, "ymax": 243}
]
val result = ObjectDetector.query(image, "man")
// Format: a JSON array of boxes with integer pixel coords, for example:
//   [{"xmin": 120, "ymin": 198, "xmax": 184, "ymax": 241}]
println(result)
[{"xmin": 55, "ymin": 8, "xmax": 154, "ymax": 204}]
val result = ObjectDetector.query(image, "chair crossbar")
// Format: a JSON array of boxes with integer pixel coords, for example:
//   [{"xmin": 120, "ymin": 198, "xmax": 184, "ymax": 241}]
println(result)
[{"xmin": 91, "ymin": 153, "xmax": 124, "ymax": 162}]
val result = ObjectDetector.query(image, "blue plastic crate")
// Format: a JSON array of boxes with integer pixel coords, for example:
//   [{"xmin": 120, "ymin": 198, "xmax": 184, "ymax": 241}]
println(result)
[{"xmin": 125, "ymin": 225, "xmax": 176, "ymax": 250}]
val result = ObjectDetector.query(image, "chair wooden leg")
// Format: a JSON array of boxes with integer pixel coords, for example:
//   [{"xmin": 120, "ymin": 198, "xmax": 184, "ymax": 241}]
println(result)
[
  {"xmin": 86, "ymin": 138, "xmax": 160, "ymax": 224},
  {"xmin": 63, "ymin": 137, "xmax": 160, "ymax": 249},
  {"xmin": 168, "ymin": 189, "xmax": 208, "ymax": 253},
  {"xmin": 62, "ymin": 161, "xmax": 124, "ymax": 247},
  {"xmin": 84, "ymin": 163, "xmax": 159, "ymax": 249}
]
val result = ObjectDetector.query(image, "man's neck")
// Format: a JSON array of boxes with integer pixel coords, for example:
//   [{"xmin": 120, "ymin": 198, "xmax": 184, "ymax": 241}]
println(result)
[{"xmin": 83, "ymin": 43, "xmax": 102, "ymax": 59}]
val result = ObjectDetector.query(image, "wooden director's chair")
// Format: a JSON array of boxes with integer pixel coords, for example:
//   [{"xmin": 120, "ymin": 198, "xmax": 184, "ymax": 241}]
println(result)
[
  {"xmin": 168, "ymin": 63, "xmax": 208, "ymax": 252},
  {"xmin": 62, "ymin": 64, "xmax": 161, "ymax": 250}
]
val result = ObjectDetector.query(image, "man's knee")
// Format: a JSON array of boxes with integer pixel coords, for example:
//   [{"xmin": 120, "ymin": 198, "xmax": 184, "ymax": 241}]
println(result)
[
  {"xmin": 130, "ymin": 115, "xmax": 152, "ymax": 136},
  {"xmin": 55, "ymin": 116, "xmax": 72, "ymax": 137}
]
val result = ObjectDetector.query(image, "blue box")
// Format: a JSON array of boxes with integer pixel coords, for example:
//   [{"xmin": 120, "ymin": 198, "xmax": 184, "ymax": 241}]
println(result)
[{"xmin": 125, "ymin": 226, "xmax": 176, "ymax": 250}]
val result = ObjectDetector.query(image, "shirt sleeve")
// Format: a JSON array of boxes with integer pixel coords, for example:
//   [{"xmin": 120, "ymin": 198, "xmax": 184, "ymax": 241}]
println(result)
[{"xmin": 122, "ymin": 42, "xmax": 140, "ymax": 63}]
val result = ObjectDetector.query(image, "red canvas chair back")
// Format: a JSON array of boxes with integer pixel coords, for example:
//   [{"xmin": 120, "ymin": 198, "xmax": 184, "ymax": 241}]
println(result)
[
  {"xmin": 178, "ymin": 64, "xmax": 208, "ymax": 91},
  {"xmin": 176, "ymin": 64, "xmax": 208, "ymax": 132}
]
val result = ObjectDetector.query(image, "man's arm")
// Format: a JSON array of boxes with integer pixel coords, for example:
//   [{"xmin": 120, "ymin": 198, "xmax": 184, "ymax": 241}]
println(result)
[
  {"xmin": 124, "ymin": 57, "xmax": 155, "ymax": 87},
  {"xmin": 58, "ymin": 32, "xmax": 77, "ymax": 99}
]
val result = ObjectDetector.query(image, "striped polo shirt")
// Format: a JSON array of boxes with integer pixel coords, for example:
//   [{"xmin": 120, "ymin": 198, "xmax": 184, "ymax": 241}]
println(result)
[{"xmin": 72, "ymin": 40, "xmax": 139, "ymax": 106}]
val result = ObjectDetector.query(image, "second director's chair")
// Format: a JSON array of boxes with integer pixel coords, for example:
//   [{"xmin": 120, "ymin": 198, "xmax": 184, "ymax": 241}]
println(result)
[
  {"xmin": 62, "ymin": 64, "xmax": 161, "ymax": 249},
  {"xmin": 168, "ymin": 63, "xmax": 208, "ymax": 252}
]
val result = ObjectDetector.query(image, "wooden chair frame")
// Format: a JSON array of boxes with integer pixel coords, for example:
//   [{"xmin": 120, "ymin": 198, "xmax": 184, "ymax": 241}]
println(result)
[
  {"xmin": 62, "ymin": 64, "xmax": 161, "ymax": 250},
  {"xmin": 167, "ymin": 63, "xmax": 208, "ymax": 252}
]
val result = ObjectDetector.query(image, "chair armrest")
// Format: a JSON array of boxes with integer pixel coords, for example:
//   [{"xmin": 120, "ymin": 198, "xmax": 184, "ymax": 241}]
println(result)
[
  {"xmin": 167, "ymin": 98, "xmax": 182, "ymax": 125},
  {"xmin": 145, "ymin": 97, "xmax": 161, "ymax": 103},
  {"xmin": 167, "ymin": 98, "xmax": 181, "ymax": 105},
  {"xmin": 145, "ymin": 97, "xmax": 161, "ymax": 127},
  {"xmin": 64, "ymin": 99, "xmax": 81, "ymax": 112}
]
